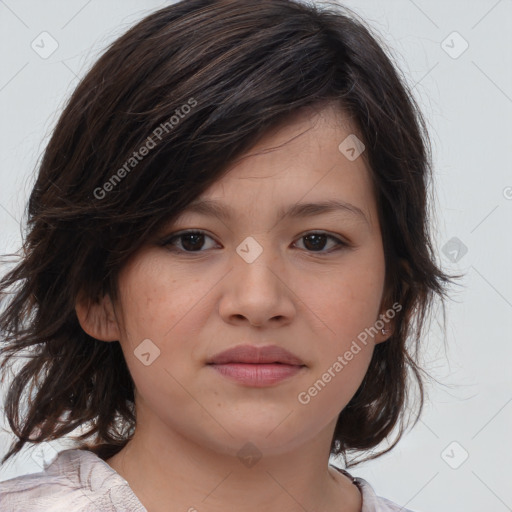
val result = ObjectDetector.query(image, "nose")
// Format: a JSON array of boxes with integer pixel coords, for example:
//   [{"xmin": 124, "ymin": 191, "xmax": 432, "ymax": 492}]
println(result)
[{"xmin": 218, "ymin": 239, "xmax": 296, "ymax": 328}]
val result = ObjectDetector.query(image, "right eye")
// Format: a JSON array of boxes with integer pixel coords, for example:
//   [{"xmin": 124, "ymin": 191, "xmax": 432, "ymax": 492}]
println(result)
[{"xmin": 160, "ymin": 230, "xmax": 219, "ymax": 253}]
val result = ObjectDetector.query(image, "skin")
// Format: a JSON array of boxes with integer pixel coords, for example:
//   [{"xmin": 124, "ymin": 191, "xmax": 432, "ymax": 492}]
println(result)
[{"xmin": 76, "ymin": 102, "xmax": 395, "ymax": 512}]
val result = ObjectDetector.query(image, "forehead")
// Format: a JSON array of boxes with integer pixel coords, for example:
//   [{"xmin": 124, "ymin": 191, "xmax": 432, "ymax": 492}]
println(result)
[{"xmin": 179, "ymin": 103, "xmax": 378, "ymax": 230}]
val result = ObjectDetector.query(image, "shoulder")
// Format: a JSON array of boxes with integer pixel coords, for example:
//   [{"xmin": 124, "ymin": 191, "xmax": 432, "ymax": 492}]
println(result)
[
  {"xmin": 356, "ymin": 477, "xmax": 417, "ymax": 512},
  {"xmin": 332, "ymin": 466, "xmax": 418, "ymax": 512},
  {"xmin": 357, "ymin": 477, "xmax": 418, "ymax": 512},
  {"xmin": 0, "ymin": 448, "xmax": 147, "ymax": 512}
]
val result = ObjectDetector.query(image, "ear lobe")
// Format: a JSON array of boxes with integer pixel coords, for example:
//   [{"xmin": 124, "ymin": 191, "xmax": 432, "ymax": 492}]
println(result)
[
  {"xmin": 75, "ymin": 292, "xmax": 120, "ymax": 342},
  {"xmin": 374, "ymin": 324, "xmax": 393, "ymax": 344},
  {"xmin": 374, "ymin": 258, "xmax": 409, "ymax": 344},
  {"xmin": 375, "ymin": 293, "xmax": 396, "ymax": 345}
]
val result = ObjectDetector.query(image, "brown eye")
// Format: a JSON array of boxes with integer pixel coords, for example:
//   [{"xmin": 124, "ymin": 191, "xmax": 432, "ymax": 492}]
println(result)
[
  {"xmin": 178, "ymin": 233, "xmax": 206, "ymax": 251},
  {"xmin": 294, "ymin": 232, "xmax": 347, "ymax": 253},
  {"xmin": 162, "ymin": 230, "xmax": 218, "ymax": 252}
]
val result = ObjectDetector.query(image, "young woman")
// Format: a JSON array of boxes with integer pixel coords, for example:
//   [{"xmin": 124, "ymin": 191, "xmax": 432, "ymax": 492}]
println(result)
[{"xmin": 0, "ymin": 1, "xmax": 457, "ymax": 510}]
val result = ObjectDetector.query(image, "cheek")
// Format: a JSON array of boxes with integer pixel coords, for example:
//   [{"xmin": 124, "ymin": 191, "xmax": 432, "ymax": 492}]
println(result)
[
  {"xmin": 294, "ymin": 246, "xmax": 386, "ymax": 348},
  {"xmin": 297, "ymin": 349, "xmax": 372, "ymax": 422},
  {"xmin": 113, "ymin": 256, "xmax": 211, "ymax": 407},
  {"xmin": 285, "ymin": 246, "xmax": 385, "ymax": 413},
  {"xmin": 293, "ymin": 260, "xmax": 381, "ymax": 420},
  {"xmin": 116, "ymin": 255, "xmax": 206, "ymax": 339},
  {"xmin": 114, "ymin": 253, "xmax": 218, "ymax": 382}
]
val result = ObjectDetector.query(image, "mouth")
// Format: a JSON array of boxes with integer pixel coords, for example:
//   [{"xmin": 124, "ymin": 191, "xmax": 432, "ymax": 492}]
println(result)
[{"xmin": 206, "ymin": 344, "xmax": 306, "ymax": 387}]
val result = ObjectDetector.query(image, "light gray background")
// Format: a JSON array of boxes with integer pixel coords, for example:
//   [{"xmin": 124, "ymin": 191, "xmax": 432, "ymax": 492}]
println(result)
[{"xmin": 0, "ymin": 1, "xmax": 511, "ymax": 511}]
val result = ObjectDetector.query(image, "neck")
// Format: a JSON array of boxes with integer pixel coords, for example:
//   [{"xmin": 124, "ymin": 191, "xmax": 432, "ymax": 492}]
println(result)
[{"xmin": 104, "ymin": 413, "xmax": 361, "ymax": 512}]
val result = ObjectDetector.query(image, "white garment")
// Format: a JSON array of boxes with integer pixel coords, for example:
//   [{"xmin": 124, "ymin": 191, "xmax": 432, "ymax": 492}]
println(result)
[{"xmin": 0, "ymin": 449, "xmax": 416, "ymax": 511}]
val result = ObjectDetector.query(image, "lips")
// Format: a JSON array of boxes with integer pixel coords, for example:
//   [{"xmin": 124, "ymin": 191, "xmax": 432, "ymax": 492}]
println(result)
[
  {"xmin": 207, "ymin": 344, "xmax": 305, "ymax": 366},
  {"xmin": 206, "ymin": 344, "xmax": 306, "ymax": 387}
]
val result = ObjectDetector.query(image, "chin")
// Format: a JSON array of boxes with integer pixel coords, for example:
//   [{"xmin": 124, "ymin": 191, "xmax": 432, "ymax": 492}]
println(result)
[{"xmin": 202, "ymin": 422, "xmax": 310, "ymax": 459}]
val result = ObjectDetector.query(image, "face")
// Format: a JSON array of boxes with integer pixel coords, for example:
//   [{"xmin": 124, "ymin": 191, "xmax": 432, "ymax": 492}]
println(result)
[{"xmin": 94, "ymin": 103, "xmax": 391, "ymax": 458}]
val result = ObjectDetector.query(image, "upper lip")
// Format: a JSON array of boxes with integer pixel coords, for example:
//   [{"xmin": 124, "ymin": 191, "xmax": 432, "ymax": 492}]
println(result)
[{"xmin": 207, "ymin": 344, "xmax": 305, "ymax": 366}]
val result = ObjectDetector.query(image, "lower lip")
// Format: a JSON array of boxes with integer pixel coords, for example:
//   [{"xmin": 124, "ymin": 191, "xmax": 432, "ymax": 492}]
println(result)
[{"xmin": 208, "ymin": 363, "xmax": 305, "ymax": 387}]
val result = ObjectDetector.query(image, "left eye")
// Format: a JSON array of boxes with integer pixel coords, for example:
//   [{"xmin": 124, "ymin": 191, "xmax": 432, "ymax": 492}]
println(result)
[
  {"xmin": 294, "ymin": 232, "xmax": 346, "ymax": 252},
  {"xmin": 161, "ymin": 230, "xmax": 347, "ymax": 253}
]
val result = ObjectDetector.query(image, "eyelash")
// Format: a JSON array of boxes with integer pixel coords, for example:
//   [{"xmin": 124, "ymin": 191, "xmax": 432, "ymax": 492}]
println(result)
[{"xmin": 159, "ymin": 229, "xmax": 349, "ymax": 255}]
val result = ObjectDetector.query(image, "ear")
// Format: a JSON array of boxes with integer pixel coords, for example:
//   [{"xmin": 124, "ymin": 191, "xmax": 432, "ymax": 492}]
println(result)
[
  {"xmin": 374, "ymin": 315, "xmax": 394, "ymax": 344},
  {"xmin": 374, "ymin": 258, "xmax": 409, "ymax": 344},
  {"xmin": 374, "ymin": 283, "xmax": 396, "ymax": 345},
  {"xmin": 75, "ymin": 292, "xmax": 120, "ymax": 342}
]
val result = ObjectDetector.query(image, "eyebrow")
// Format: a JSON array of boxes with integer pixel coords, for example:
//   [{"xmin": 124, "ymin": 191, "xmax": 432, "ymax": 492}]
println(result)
[{"xmin": 181, "ymin": 198, "xmax": 370, "ymax": 227}]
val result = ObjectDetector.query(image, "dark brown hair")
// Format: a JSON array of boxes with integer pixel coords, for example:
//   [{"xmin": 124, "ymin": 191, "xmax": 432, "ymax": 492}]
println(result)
[{"xmin": 0, "ymin": 0, "xmax": 460, "ymax": 468}]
